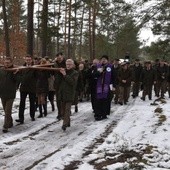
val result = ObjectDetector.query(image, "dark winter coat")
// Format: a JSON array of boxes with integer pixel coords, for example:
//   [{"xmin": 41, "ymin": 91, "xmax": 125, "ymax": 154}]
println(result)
[
  {"xmin": 117, "ymin": 68, "xmax": 132, "ymax": 87},
  {"xmin": 57, "ymin": 69, "xmax": 78, "ymax": 102},
  {"xmin": 54, "ymin": 60, "xmax": 66, "ymax": 91},
  {"xmin": 156, "ymin": 64, "xmax": 168, "ymax": 82},
  {"xmin": 19, "ymin": 69, "xmax": 37, "ymax": 93},
  {"xmin": 167, "ymin": 66, "xmax": 170, "ymax": 82},
  {"xmin": 112, "ymin": 64, "xmax": 120, "ymax": 85},
  {"xmin": 86, "ymin": 65, "xmax": 98, "ymax": 92},
  {"xmin": 0, "ymin": 67, "xmax": 19, "ymax": 99},
  {"xmin": 36, "ymin": 70, "xmax": 50, "ymax": 94},
  {"xmin": 131, "ymin": 64, "xmax": 143, "ymax": 82},
  {"xmin": 140, "ymin": 67, "xmax": 156, "ymax": 86},
  {"xmin": 80, "ymin": 69, "xmax": 87, "ymax": 88},
  {"xmin": 76, "ymin": 71, "xmax": 84, "ymax": 92}
]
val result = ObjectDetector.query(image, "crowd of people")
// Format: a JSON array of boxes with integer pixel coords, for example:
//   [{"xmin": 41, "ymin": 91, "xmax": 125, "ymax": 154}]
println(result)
[{"xmin": 0, "ymin": 53, "xmax": 170, "ymax": 133}]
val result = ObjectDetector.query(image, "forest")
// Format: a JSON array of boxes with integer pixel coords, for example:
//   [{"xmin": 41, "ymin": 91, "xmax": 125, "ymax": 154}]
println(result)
[{"xmin": 0, "ymin": 0, "xmax": 169, "ymax": 62}]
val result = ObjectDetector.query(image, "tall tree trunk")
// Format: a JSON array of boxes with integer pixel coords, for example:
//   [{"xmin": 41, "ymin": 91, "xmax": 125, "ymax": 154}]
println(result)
[
  {"xmin": 56, "ymin": 0, "xmax": 62, "ymax": 53},
  {"xmin": 72, "ymin": 0, "xmax": 77, "ymax": 60},
  {"xmin": 67, "ymin": 0, "xmax": 72, "ymax": 58},
  {"xmin": 41, "ymin": 0, "xmax": 48, "ymax": 57},
  {"xmin": 2, "ymin": 0, "xmax": 10, "ymax": 57},
  {"xmin": 72, "ymin": 0, "xmax": 78, "ymax": 59},
  {"xmin": 88, "ymin": 6, "xmax": 93, "ymax": 61},
  {"xmin": 79, "ymin": 7, "xmax": 85, "ymax": 61},
  {"xmin": 64, "ymin": 0, "xmax": 68, "ymax": 57},
  {"xmin": 92, "ymin": 0, "xmax": 97, "ymax": 60},
  {"xmin": 27, "ymin": 0, "xmax": 34, "ymax": 56},
  {"xmin": 36, "ymin": 0, "xmax": 40, "ymax": 56}
]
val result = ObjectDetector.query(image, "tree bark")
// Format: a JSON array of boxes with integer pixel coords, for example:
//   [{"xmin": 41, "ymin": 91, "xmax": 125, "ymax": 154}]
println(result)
[
  {"xmin": 72, "ymin": 0, "xmax": 77, "ymax": 60},
  {"xmin": 27, "ymin": 0, "xmax": 34, "ymax": 56},
  {"xmin": 67, "ymin": 0, "xmax": 72, "ymax": 58},
  {"xmin": 2, "ymin": 0, "xmax": 10, "ymax": 57},
  {"xmin": 79, "ymin": 7, "xmax": 85, "ymax": 61},
  {"xmin": 56, "ymin": 0, "xmax": 62, "ymax": 53},
  {"xmin": 41, "ymin": 0, "xmax": 48, "ymax": 57},
  {"xmin": 92, "ymin": 0, "xmax": 97, "ymax": 60},
  {"xmin": 88, "ymin": 5, "xmax": 93, "ymax": 61},
  {"xmin": 64, "ymin": 0, "xmax": 68, "ymax": 57}
]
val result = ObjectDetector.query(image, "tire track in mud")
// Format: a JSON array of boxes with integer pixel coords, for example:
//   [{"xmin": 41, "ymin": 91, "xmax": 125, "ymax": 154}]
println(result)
[
  {"xmin": 0, "ymin": 124, "xmax": 87, "ymax": 170},
  {"xmin": 0, "ymin": 99, "xmax": 136, "ymax": 170},
  {"xmin": 2, "ymin": 101, "xmax": 92, "ymax": 144},
  {"xmin": 3, "ymin": 121, "xmax": 58, "ymax": 146},
  {"xmin": 0, "ymin": 120, "xmax": 60, "ymax": 156},
  {"xmin": 26, "ymin": 100, "xmax": 136, "ymax": 170},
  {"xmin": 0, "ymin": 102, "xmax": 95, "ymax": 170},
  {"xmin": 63, "ymin": 123, "xmax": 120, "ymax": 170},
  {"xmin": 63, "ymin": 100, "xmax": 136, "ymax": 170},
  {"xmin": 21, "ymin": 111, "xmax": 95, "ymax": 169},
  {"xmin": 25, "ymin": 144, "xmax": 67, "ymax": 170}
]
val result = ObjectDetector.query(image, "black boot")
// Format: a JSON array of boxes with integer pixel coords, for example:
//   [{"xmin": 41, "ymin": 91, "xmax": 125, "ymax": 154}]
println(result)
[
  {"xmin": 43, "ymin": 104, "xmax": 47, "ymax": 117},
  {"xmin": 75, "ymin": 105, "xmax": 78, "ymax": 112},
  {"xmin": 35, "ymin": 98, "xmax": 38, "ymax": 111},
  {"xmin": 51, "ymin": 101, "xmax": 55, "ymax": 111},
  {"xmin": 38, "ymin": 105, "xmax": 43, "ymax": 118}
]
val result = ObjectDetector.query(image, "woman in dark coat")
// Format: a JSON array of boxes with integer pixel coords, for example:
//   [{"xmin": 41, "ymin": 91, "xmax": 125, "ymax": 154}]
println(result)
[
  {"xmin": 72, "ymin": 60, "xmax": 84, "ymax": 113},
  {"xmin": 36, "ymin": 58, "xmax": 50, "ymax": 117}
]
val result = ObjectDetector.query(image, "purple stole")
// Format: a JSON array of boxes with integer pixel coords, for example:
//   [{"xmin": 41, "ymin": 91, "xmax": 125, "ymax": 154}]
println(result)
[{"xmin": 96, "ymin": 64, "xmax": 112, "ymax": 99}]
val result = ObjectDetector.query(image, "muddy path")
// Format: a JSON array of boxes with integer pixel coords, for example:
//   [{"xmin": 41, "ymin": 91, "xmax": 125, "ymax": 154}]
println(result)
[{"xmin": 0, "ymin": 99, "xmax": 135, "ymax": 170}]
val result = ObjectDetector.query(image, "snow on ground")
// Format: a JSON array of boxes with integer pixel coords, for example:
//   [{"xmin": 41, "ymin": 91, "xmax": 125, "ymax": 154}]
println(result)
[{"xmin": 0, "ymin": 91, "xmax": 170, "ymax": 170}]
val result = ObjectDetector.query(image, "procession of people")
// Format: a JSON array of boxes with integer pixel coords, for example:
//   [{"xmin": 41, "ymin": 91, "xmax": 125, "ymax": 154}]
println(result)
[{"xmin": 0, "ymin": 53, "xmax": 170, "ymax": 133}]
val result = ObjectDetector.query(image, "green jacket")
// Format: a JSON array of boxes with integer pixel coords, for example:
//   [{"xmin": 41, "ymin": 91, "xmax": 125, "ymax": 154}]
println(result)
[
  {"xmin": 0, "ymin": 68, "xmax": 19, "ymax": 99},
  {"xmin": 54, "ymin": 60, "xmax": 66, "ymax": 91},
  {"xmin": 57, "ymin": 69, "xmax": 78, "ymax": 102}
]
